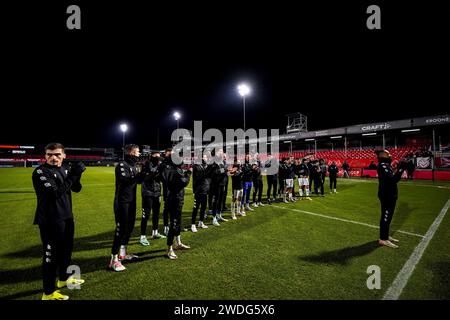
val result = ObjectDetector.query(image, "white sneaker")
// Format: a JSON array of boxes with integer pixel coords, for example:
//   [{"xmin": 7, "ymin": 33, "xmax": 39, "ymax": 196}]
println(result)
[
  {"xmin": 258, "ymin": 202, "xmax": 265, "ymax": 206},
  {"xmin": 253, "ymin": 202, "xmax": 259, "ymax": 208},
  {"xmin": 174, "ymin": 243, "xmax": 191, "ymax": 250},
  {"xmin": 167, "ymin": 248, "xmax": 177, "ymax": 260},
  {"xmin": 231, "ymin": 214, "xmax": 237, "ymax": 220},
  {"xmin": 378, "ymin": 239, "xmax": 399, "ymax": 249},
  {"xmin": 218, "ymin": 215, "xmax": 228, "ymax": 222},
  {"xmin": 198, "ymin": 221, "xmax": 209, "ymax": 229},
  {"xmin": 109, "ymin": 260, "xmax": 126, "ymax": 272},
  {"xmin": 284, "ymin": 199, "xmax": 289, "ymax": 203},
  {"xmin": 246, "ymin": 205, "xmax": 254, "ymax": 211},
  {"xmin": 191, "ymin": 224, "xmax": 198, "ymax": 233},
  {"xmin": 213, "ymin": 217, "xmax": 221, "ymax": 226}
]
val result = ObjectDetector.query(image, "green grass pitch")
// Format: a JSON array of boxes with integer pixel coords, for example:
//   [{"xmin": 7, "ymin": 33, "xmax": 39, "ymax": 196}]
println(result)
[{"xmin": 0, "ymin": 167, "xmax": 449, "ymax": 300}]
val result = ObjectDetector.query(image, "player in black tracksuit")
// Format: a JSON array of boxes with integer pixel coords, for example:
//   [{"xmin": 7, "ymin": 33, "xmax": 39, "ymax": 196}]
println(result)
[
  {"xmin": 210, "ymin": 151, "xmax": 229, "ymax": 225},
  {"xmin": 307, "ymin": 161, "xmax": 315, "ymax": 191},
  {"xmin": 191, "ymin": 155, "xmax": 212, "ymax": 231},
  {"xmin": 221, "ymin": 153, "xmax": 229, "ymax": 212},
  {"xmin": 328, "ymin": 161, "xmax": 339, "ymax": 193},
  {"xmin": 32, "ymin": 143, "xmax": 86, "ymax": 300},
  {"xmin": 265, "ymin": 154, "xmax": 278, "ymax": 204},
  {"xmin": 140, "ymin": 152, "xmax": 163, "ymax": 246},
  {"xmin": 110, "ymin": 144, "xmax": 145, "ymax": 272},
  {"xmin": 319, "ymin": 159, "xmax": 327, "ymax": 195},
  {"xmin": 160, "ymin": 149, "xmax": 173, "ymax": 236},
  {"xmin": 166, "ymin": 158, "xmax": 192, "ymax": 259},
  {"xmin": 277, "ymin": 159, "xmax": 287, "ymax": 200},
  {"xmin": 376, "ymin": 150, "xmax": 406, "ymax": 248},
  {"xmin": 241, "ymin": 155, "xmax": 254, "ymax": 210},
  {"xmin": 252, "ymin": 159, "xmax": 264, "ymax": 207},
  {"xmin": 312, "ymin": 160, "xmax": 324, "ymax": 196}
]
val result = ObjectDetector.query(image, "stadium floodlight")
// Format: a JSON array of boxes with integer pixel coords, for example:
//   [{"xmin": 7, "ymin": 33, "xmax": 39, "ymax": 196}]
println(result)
[
  {"xmin": 237, "ymin": 83, "xmax": 251, "ymax": 97},
  {"xmin": 362, "ymin": 132, "xmax": 377, "ymax": 136},
  {"xmin": 120, "ymin": 123, "xmax": 128, "ymax": 160},
  {"xmin": 401, "ymin": 129, "xmax": 421, "ymax": 133},
  {"xmin": 237, "ymin": 83, "xmax": 251, "ymax": 131},
  {"xmin": 173, "ymin": 112, "xmax": 181, "ymax": 129},
  {"xmin": 305, "ymin": 138, "xmax": 315, "ymax": 141},
  {"xmin": 330, "ymin": 136, "xmax": 342, "ymax": 139}
]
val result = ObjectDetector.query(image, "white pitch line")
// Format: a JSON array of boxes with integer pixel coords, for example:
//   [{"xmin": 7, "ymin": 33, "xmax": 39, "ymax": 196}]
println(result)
[
  {"xmin": 383, "ymin": 198, "xmax": 450, "ymax": 300},
  {"xmin": 272, "ymin": 205, "xmax": 425, "ymax": 239}
]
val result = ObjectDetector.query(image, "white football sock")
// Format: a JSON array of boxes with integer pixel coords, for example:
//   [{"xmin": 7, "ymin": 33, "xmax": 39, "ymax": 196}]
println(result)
[
  {"xmin": 299, "ymin": 189, "xmax": 303, "ymax": 197},
  {"xmin": 175, "ymin": 236, "xmax": 181, "ymax": 245},
  {"xmin": 119, "ymin": 245, "xmax": 126, "ymax": 257}
]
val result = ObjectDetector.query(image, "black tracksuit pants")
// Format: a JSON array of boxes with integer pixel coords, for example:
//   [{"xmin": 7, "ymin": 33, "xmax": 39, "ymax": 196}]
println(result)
[
  {"xmin": 162, "ymin": 187, "xmax": 169, "ymax": 227},
  {"xmin": 252, "ymin": 179, "xmax": 263, "ymax": 203},
  {"xmin": 309, "ymin": 175, "xmax": 315, "ymax": 191},
  {"xmin": 208, "ymin": 188, "xmax": 214, "ymax": 211},
  {"xmin": 112, "ymin": 199, "xmax": 137, "ymax": 255},
  {"xmin": 141, "ymin": 195, "xmax": 161, "ymax": 235},
  {"xmin": 39, "ymin": 219, "xmax": 74, "ymax": 295},
  {"xmin": 314, "ymin": 175, "xmax": 324, "ymax": 195},
  {"xmin": 167, "ymin": 196, "xmax": 183, "ymax": 246},
  {"xmin": 192, "ymin": 193, "xmax": 207, "ymax": 224},
  {"xmin": 222, "ymin": 178, "xmax": 228, "ymax": 210},
  {"xmin": 212, "ymin": 185, "xmax": 226, "ymax": 217},
  {"xmin": 379, "ymin": 197, "xmax": 397, "ymax": 240},
  {"xmin": 267, "ymin": 176, "xmax": 277, "ymax": 200},
  {"xmin": 278, "ymin": 178, "xmax": 285, "ymax": 197},
  {"xmin": 329, "ymin": 175, "xmax": 337, "ymax": 190}
]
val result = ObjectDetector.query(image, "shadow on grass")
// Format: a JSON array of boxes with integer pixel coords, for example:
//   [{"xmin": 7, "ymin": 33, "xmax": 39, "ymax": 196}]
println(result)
[
  {"xmin": 0, "ymin": 289, "xmax": 42, "ymax": 300},
  {"xmin": 390, "ymin": 201, "xmax": 416, "ymax": 234},
  {"xmin": 0, "ymin": 247, "xmax": 168, "ymax": 288},
  {"xmin": 298, "ymin": 241, "xmax": 379, "ymax": 265},
  {"xmin": 3, "ymin": 230, "xmax": 117, "ymax": 259}
]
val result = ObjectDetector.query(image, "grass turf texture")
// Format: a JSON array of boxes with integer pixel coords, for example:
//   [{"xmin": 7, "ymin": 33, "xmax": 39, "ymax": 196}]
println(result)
[{"xmin": 0, "ymin": 167, "xmax": 449, "ymax": 300}]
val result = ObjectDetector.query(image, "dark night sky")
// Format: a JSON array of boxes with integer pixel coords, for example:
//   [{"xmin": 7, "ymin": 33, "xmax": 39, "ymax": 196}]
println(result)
[{"xmin": 2, "ymin": 1, "xmax": 449, "ymax": 150}]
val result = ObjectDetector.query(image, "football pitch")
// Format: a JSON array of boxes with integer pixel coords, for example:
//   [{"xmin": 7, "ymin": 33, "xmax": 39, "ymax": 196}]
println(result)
[{"xmin": 0, "ymin": 167, "xmax": 449, "ymax": 300}]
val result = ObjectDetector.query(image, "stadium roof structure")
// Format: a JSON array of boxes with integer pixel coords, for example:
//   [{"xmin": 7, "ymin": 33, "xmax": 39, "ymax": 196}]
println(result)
[
  {"xmin": 198, "ymin": 114, "xmax": 450, "ymax": 149},
  {"xmin": 275, "ymin": 114, "xmax": 450, "ymax": 142}
]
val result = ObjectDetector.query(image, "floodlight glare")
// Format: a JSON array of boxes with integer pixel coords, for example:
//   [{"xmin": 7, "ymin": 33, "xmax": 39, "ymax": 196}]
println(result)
[
  {"xmin": 120, "ymin": 124, "xmax": 128, "ymax": 132},
  {"xmin": 237, "ymin": 83, "xmax": 251, "ymax": 97},
  {"xmin": 173, "ymin": 112, "xmax": 181, "ymax": 120}
]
